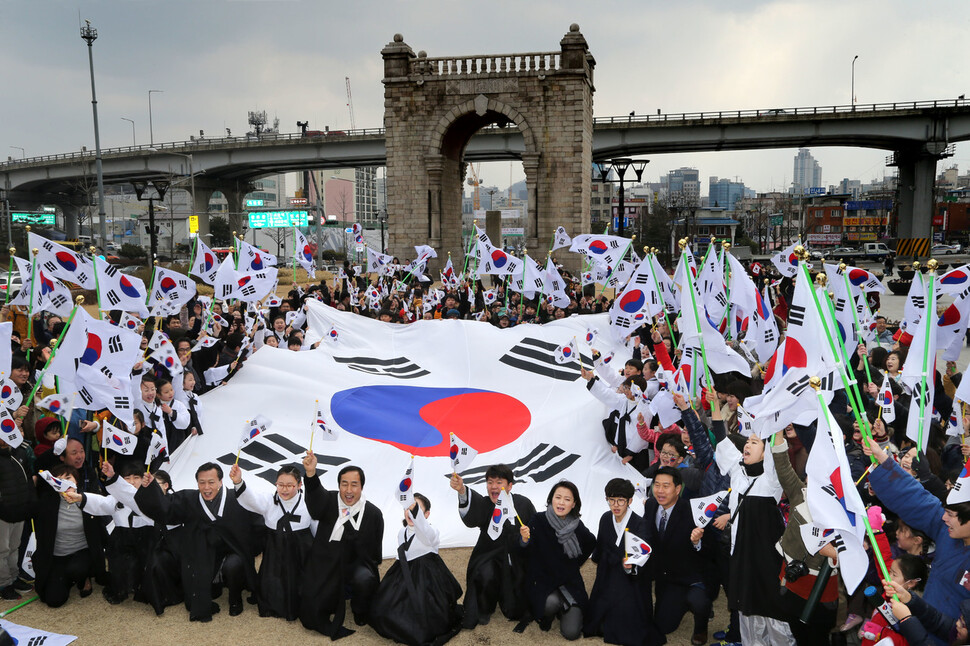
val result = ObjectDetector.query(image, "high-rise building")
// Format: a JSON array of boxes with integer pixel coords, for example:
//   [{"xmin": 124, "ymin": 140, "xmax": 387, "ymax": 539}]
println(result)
[
  {"xmin": 355, "ymin": 167, "xmax": 379, "ymax": 228},
  {"xmin": 708, "ymin": 176, "xmax": 747, "ymax": 211},
  {"xmin": 667, "ymin": 168, "xmax": 701, "ymax": 206},
  {"xmin": 793, "ymin": 149, "xmax": 822, "ymax": 193}
]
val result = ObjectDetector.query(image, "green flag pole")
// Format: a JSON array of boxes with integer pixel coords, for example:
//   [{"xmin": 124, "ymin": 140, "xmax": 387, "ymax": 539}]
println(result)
[
  {"xmin": 811, "ymin": 380, "xmax": 895, "ymax": 595},
  {"xmin": 598, "ymin": 236, "xmax": 636, "ymax": 300},
  {"xmin": 798, "ymin": 255, "xmax": 877, "ymax": 464},
  {"xmin": 90, "ymin": 246, "xmax": 103, "ymax": 320},
  {"xmin": 840, "ymin": 267, "xmax": 873, "ymax": 385},
  {"xmin": 24, "ymin": 296, "xmax": 84, "ymax": 407},
  {"xmin": 680, "ymin": 239, "xmax": 713, "ymax": 390},
  {"xmin": 719, "ymin": 242, "xmax": 733, "ymax": 340},
  {"xmin": 916, "ymin": 262, "xmax": 937, "ymax": 451},
  {"xmin": 25, "ymin": 247, "xmax": 37, "ymax": 362},
  {"xmin": 644, "ymin": 247, "xmax": 678, "ymax": 353},
  {"xmin": 461, "ymin": 220, "xmax": 478, "ymax": 279}
]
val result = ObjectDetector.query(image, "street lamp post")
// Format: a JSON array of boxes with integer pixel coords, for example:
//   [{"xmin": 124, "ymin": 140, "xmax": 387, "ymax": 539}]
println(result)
[
  {"xmin": 121, "ymin": 117, "xmax": 135, "ymax": 146},
  {"xmin": 595, "ymin": 158, "xmax": 649, "ymax": 237},
  {"xmin": 851, "ymin": 55, "xmax": 859, "ymax": 110},
  {"xmin": 80, "ymin": 20, "xmax": 108, "ymax": 252},
  {"xmin": 131, "ymin": 180, "xmax": 169, "ymax": 261},
  {"xmin": 9, "ymin": 147, "xmax": 24, "ymax": 159},
  {"xmin": 148, "ymin": 90, "xmax": 163, "ymax": 145},
  {"xmin": 378, "ymin": 208, "xmax": 388, "ymax": 253}
]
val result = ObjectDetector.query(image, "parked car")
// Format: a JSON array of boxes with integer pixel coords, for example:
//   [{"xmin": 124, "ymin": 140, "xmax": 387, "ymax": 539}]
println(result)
[
  {"xmin": 119, "ymin": 265, "xmax": 145, "ymax": 275},
  {"xmin": 932, "ymin": 243, "xmax": 962, "ymax": 255},
  {"xmin": 0, "ymin": 272, "xmax": 23, "ymax": 299}
]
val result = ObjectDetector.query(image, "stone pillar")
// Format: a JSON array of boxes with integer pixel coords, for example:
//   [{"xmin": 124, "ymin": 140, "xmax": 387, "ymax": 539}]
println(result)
[
  {"xmin": 522, "ymin": 152, "xmax": 541, "ymax": 250},
  {"xmin": 381, "ymin": 34, "xmax": 416, "ymax": 264},
  {"xmin": 425, "ymin": 154, "xmax": 444, "ymax": 246}
]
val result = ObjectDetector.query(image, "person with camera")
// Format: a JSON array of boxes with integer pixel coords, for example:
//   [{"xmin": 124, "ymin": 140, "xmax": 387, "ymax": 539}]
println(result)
[{"xmin": 770, "ymin": 429, "xmax": 840, "ymax": 644}]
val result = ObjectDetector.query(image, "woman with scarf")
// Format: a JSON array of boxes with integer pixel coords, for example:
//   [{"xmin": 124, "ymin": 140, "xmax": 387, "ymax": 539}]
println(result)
[
  {"xmin": 519, "ymin": 481, "xmax": 596, "ymax": 640},
  {"xmin": 229, "ymin": 463, "xmax": 316, "ymax": 621},
  {"xmin": 716, "ymin": 432, "xmax": 792, "ymax": 643}
]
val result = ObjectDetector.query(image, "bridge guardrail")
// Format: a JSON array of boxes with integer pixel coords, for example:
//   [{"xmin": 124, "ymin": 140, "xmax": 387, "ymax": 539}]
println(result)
[
  {"xmin": 4, "ymin": 98, "xmax": 968, "ymax": 168},
  {"xmin": 592, "ymin": 98, "xmax": 970, "ymax": 126},
  {"xmin": 0, "ymin": 128, "xmax": 387, "ymax": 167}
]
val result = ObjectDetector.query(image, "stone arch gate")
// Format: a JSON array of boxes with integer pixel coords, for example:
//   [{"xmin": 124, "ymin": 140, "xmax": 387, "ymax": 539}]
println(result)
[{"xmin": 381, "ymin": 24, "xmax": 595, "ymax": 270}]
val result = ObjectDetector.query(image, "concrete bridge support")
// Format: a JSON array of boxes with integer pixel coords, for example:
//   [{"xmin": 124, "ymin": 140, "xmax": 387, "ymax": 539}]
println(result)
[{"xmin": 893, "ymin": 148, "xmax": 944, "ymax": 259}]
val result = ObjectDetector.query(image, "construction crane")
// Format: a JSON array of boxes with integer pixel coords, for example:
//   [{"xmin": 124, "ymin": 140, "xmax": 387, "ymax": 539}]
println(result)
[
  {"xmin": 467, "ymin": 163, "xmax": 483, "ymax": 210},
  {"xmin": 345, "ymin": 77, "xmax": 356, "ymax": 131}
]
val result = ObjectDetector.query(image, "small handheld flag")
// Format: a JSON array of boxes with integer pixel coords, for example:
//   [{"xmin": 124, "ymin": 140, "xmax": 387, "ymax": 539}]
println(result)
[
  {"xmin": 36, "ymin": 392, "xmax": 75, "ymax": 420},
  {"xmin": 879, "ymin": 373, "xmax": 896, "ymax": 423},
  {"xmin": 312, "ymin": 403, "xmax": 337, "ymax": 446},
  {"xmin": 21, "ymin": 530, "xmax": 35, "ymax": 578},
  {"xmin": 326, "ymin": 326, "xmax": 339, "ymax": 343},
  {"xmin": 553, "ymin": 339, "xmax": 579, "ymax": 365},
  {"xmin": 101, "ymin": 421, "xmax": 138, "ymax": 456},
  {"xmin": 487, "ymin": 488, "xmax": 516, "ymax": 541},
  {"xmin": 39, "ymin": 470, "xmax": 76, "ymax": 492},
  {"xmin": 146, "ymin": 431, "xmax": 167, "ymax": 466},
  {"xmin": 691, "ymin": 490, "xmax": 729, "ymax": 528},
  {"xmin": 624, "ymin": 529, "xmax": 652, "ymax": 566},
  {"xmin": 397, "ymin": 457, "xmax": 415, "ymax": 507},
  {"xmin": 0, "ymin": 408, "xmax": 23, "ymax": 449},
  {"xmin": 449, "ymin": 432, "xmax": 478, "ymax": 473}
]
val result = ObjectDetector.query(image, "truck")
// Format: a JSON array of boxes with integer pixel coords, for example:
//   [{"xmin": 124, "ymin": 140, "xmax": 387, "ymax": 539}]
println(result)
[{"xmin": 830, "ymin": 242, "xmax": 894, "ymax": 262}]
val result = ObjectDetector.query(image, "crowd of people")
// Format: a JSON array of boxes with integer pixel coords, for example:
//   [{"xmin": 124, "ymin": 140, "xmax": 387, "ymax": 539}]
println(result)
[{"xmin": 0, "ymin": 241, "xmax": 969, "ymax": 646}]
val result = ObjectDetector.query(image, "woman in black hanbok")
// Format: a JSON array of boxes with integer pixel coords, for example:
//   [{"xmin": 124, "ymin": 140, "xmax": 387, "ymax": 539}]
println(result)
[
  {"xmin": 370, "ymin": 493, "xmax": 463, "ymax": 646},
  {"xmin": 230, "ymin": 463, "xmax": 314, "ymax": 620}
]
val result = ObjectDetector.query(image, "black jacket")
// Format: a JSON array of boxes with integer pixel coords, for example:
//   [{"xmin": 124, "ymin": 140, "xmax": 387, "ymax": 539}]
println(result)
[
  {"xmin": 0, "ymin": 446, "xmax": 34, "ymax": 522},
  {"xmin": 641, "ymin": 497, "xmax": 706, "ymax": 587}
]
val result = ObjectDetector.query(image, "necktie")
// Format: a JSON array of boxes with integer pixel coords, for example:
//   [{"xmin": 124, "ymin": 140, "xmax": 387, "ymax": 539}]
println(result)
[{"xmin": 659, "ymin": 509, "xmax": 668, "ymax": 535}]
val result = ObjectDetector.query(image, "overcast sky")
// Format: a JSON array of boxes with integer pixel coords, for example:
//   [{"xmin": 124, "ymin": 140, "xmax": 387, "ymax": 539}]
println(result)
[{"xmin": 3, "ymin": 0, "xmax": 970, "ymax": 194}]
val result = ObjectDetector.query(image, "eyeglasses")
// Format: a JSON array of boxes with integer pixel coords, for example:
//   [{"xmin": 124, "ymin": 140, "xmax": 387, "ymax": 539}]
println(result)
[
  {"xmin": 660, "ymin": 451, "xmax": 680, "ymax": 459},
  {"xmin": 606, "ymin": 498, "xmax": 628, "ymax": 506}
]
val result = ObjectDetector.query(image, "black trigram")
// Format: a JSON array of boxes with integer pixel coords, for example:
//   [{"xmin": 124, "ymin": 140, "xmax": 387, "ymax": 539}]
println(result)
[
  {"xmin": 77, "ymin": 388, "xmax": 93, "ymax": 406},
  {"xmin": 113, "ymin": 396, "xmax": 131, "ymax": 410},
  {"xmin": 788, "ymin": 304, "xmax": 806, "ymax": 327},
  {"xmin": 42, "ymin": 261, "xmax": 57, "ymax": 273},
  {"xmin": 105, "ymin": 290, "xmax": 121, "ymax": 306},
  {"xmin": 911, "ymin": 296, "xmax": 925, "ymax": 310},
  {"xmin": 763, "ymin": 328, "xmax": 776, "ymax": 344},
  {"xmin": 42, "ymin": 241, "xmax": 54, "ymax": 252},
  {"xmin": 108, "ymin": 335, "xmax": 123, "ymax": 353},
  {"xmin": 634, "ymin": 274, "xmax": 649, "ymax": 285},
  {"xmin": 220, "ymin": 284, "xmax": 234, "ymax": 298},
  {"xmin": 715, "ymin": 293, "xmax": 727, "ymax": 307},
  {"xmin": 835, "ymin": 298, "xmax": 848, "ymax": 313},
  {"xmin": 609, "ymin": 240, "xmax": 620, "ymax": 249},
  {"xmin": 49, "ymin": 294, "xmax": 68, "ymax": 309},
  {"xmin": 240, "ymin": 285, "xmax": 256, "ymax": 297},
  {"xmin": 103, "ymin": 264, "xmax": 118, "ymax": 277},
  {"xmin": 100, "ymin": 366, "xmax": 114, "ymax": 380}
]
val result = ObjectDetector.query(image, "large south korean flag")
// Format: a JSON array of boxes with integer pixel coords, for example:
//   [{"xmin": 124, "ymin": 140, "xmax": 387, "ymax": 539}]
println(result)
[{"xmin": 168, "ymin": 301, "xmax": 637, "ymax": 556}]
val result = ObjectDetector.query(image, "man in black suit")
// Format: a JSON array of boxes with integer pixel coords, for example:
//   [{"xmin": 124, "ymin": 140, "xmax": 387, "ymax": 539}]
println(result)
[{"xmin": 644, "ymin": 466, "xmax": 711, "ymax": 646}]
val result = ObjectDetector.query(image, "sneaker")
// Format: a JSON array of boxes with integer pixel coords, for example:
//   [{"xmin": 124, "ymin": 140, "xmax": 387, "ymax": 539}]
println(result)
[
  {"xmin": 12, "ymin": 579, "xmax": 32, "ymax": 593},
  {"xmin": 0, "ymin": 585, "xmax": 20, "ymax": 600},
  {"xmin": 839, "ymin": 613, "xmax": 863, "ymax": 632}
]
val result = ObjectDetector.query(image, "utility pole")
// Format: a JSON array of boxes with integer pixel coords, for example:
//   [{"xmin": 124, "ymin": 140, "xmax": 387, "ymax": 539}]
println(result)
[{"xmin": 80, "ymin": 20, "xmax": 108, "ymax": 250}]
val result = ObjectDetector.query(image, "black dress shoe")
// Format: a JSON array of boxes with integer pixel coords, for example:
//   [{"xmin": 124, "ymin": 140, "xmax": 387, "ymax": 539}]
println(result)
[
  {"xmin": 229, "ymin": 601, "xmax": 243, "ymax": 616},
  {"xmin": 79, "ymin": 585, "xmax": 93, "ymax": 598},
  {"xmin": 210, "ymin": 601, "xmax": 221, "ymax": 615},
  {"xmin": 0, "ymin": 586, "xmax": 20, "ymax": 601}
]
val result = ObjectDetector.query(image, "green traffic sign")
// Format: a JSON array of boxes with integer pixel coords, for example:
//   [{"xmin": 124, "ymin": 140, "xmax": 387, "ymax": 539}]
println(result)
[
  {"xmin": 247, "ymin": 210, "xmax": 309, "ymax": 229},
  {"xmin": 12, "ymin": 212, "xmax": 56, "ymax": 225}
]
